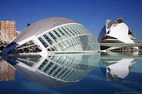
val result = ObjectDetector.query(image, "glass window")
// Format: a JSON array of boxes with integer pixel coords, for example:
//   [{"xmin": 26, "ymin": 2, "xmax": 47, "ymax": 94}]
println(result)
[
  {"xmin": 68, "ymin": 25, "xmax": 78, "ymax": 35},
  {"xmin": 12, "ymin": 40, "xmax": 42, "ymax": 53},
  {"xmin": 82, "ymin": 26, "xmax": 89, "ymax": 34},
  {"xmin": 65, "ymin": 26, "xmax": 75, "ymax": 36},
  {"xmin": 67, "ymin": 70, "xmax": 75, "ymax": 78},
  {"xmin": 53, "ymin": 44, "xmax": 62, "ymax": 51},
  {"xmin": 71, "ymin": 25, "xmax": 81, "ymax": 35},
  {"xmin": 61, "ymin": 27, "xmax": 71, "ymax": 37},
  {"xmin": 61, "ymin": 41, "xmax": 67, "ymax": 48},
  {"xmin": 17, "ymin": 59, "xmax": 34, "ymax": 67},
  {"xmin": 56, "ymin": 56, "xmax": 63, "ymax": 63},
  {"xmin": 74, "ymin": 25, "xmax": 83, "ymax": 34},
  {"xmin": 66, "ymin": 40, "xmax": 71, "ymax": 46},
  {"xmin": 60, "ymin": 56, "xmax": 67, "ymax": 64},
  {"xmin": 43, "ymin": 34, "xmax": 53, "ymax": 45},
  {"xmin": 38, "ymin": 59, "xmax": 49, "ymax": 70},
  {"xmin": 38, "ymin": 37, "xmax": 48, "ymax": 48},
  {"xmin": 78, "ymin": 26, "xmax": 84, "ymax": 34},
  {"xmin": 49, "ymin": 32, "xmax": 57, "ymax": 42},
  {"xmin": 18, "ymin": 41, "xmax": 34, "ymax": 48},
  {"xmin": 58, "ymin": 28, "xmax": 65, "ymax": 35},
  {"xmin": 79, "ymin": 25, "xmax": 87, "ymax": 34},
  {"xmin": 43, "ymin": 62, "xmax": 54, "ymax": 73},
  {"xmin": 53, "ymin": 30, "xmax": 61, "ymax": 37},
  {"xmin": 17, "ymin": 55, "xmax": 41, "ymax": 67},
  {"xmin": 58, "ymin": 43, "xmax": 64, "ymax": 50},
  {"xmin": 72, "ymin": 38, "xmax": 77, "ymax": 44},
  {"xmin": 57, "ymin": 68, "xmax": 68, "ymax": 78},
  {"xmin": 53, "ymin": 67, "xmax": 63, "ymax": 77},
  {"xmin": 38, "ymin": 24, "xmax": 100, "ymax": 52},
  {"xmin": 52, "ymin": 46, "xmax": 57, "ymax": 51},
  {"xmin": 61, "ymin": 70, "xmax": 70, "ymax": 79},
  {"xmin": 48, "ymin": 65, "xmax": 58, "ymax": 75}
]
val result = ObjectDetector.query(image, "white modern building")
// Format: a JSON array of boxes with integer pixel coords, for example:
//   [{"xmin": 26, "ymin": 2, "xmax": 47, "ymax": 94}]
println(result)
[
  {"xmin": 98, "ymin": 18, "xmax": 138, "ymax": 51},
  {"xmin": 1, "ymin": 17, "xmax": 100, "ymax": 54}
]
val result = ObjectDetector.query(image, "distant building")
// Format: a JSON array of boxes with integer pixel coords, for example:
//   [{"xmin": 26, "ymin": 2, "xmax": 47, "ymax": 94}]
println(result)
[
  {"xmin": 98, "ymin": 18, "xmax": 138, "ymax": 51},
  {"xmin": 16, "ymin": 31, "xmax": 21, "ymax": 37},
  {"xmin": 0, "ymin": 21, "xmax": 16, "ymax": 43},
  {"xmin": 0, "ymin": 60, "xmax": 16, "ymax": 81}
]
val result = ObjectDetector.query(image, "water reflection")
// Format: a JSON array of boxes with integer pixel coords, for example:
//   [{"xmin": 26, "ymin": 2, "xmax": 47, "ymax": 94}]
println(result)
[
  {"xmin": 2, "ymin": 53, "xmax": 100, "ymax": 88},
  {"xmin": 0, "ymin": 57, "xmax": 15, "ymax": 81},
  {"xmin": 99, "ymin": 52, "xmax": 142, "ymax": 82},
  {"xmin": 1, "ymin": 51, "xmax": 142, "ymax": 89}
]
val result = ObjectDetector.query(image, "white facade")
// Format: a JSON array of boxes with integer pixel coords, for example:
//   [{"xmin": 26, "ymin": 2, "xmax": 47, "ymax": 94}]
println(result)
[
  {"xmin": 2, "ymin": 17, "xmax": 100, "ymax": 54},
  {"xmin": 98, "ymin": 18, "xmax": 137, "ymax": 51}
]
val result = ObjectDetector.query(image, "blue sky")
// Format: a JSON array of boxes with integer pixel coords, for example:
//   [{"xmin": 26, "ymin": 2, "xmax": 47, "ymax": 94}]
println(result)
[{"xmin": 0, "ymin": 0, "xmax": 142, "ymax": 41}]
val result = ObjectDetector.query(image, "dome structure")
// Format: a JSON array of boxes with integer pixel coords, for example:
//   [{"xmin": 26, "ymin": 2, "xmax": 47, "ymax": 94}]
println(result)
[
  {"xmin": 13, "ymin": 17, "xmax": 78, "ymax": 43},
  {"xmin": 2, "ymin": 17, "xmax": 100, "ymax": 54},
  {"xmin": 98, "ymin": 18, "xmax": 137, "ymax": 51}
]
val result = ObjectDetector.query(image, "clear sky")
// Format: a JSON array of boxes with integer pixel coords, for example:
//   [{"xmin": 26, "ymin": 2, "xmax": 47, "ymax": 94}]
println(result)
[{"xmin": 0, "ymin": 0, "xmax": 142, "ymax": 41}]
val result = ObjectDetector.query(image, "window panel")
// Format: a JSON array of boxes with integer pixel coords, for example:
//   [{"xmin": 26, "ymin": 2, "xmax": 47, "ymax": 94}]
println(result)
[
  {"xmin": 74, "ymin": 25, "xmax": 82, "ymax": 34},
  {"xmin": 43, "ymin": 62, "xmax": 54, "ymax": 73},
  {"xmin": 49, "ymin": 32, "xmax": 57, "ymax": 42},
  {"xmin": 61, "ymin": 27, "xmax": 71, "ymax": 37},
  {"xmin": 53, "ymin": 30, "xmax": 61, "ymax": 38},
  {"xmin": 63, "ymin": 26, "xmax": 74, "ymax": 36},
  {"xmin": 58, "ymin": 28, "xmax": 65, "ymax": 35},
  {"xmin": 53, "ymin": 67, "xmax": 63, "ymax": 77},
  {"xmin": 38, "ymin": 37, "xmax": 48, "ymax": 48},
  {"xmin": 38, "ymin": 24, "xmax": 100, "ymax": 52},
  {"xmin": 68, "ymin": 25, "xmax": 78, "ymax": 35},
  {"xmin": 72, "ymin": 25, "xmax": 81, "ymax": 35},
  {"xmin": 43, "ymin": 34, "xmax": 53, "ymax": 45},
  {"xmin": 65, "ymin": 26, "xmax": 76, "ymax": 36},
  {"xmin": 38, "ymin": 59, "xmax": 49, "ymax": 70},
  {"xmin": 58, "ymin": 68, "xmax": 68, "ymax": 79},
  {"xmin": 48, "ymin": 65, "xmax": 58, "ymax": 75}
]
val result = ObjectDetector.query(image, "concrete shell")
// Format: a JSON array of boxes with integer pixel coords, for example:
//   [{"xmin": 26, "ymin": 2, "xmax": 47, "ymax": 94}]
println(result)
[
  {"xmin": 13, "ymin": 17, "xmax": 78, "ymax": 43},
  {"xmin": 98, "ymin": 18, "xmax": 135, "ymax": 43}
]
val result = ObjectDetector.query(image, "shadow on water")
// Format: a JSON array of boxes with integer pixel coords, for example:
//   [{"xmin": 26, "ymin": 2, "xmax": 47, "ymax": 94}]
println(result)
[{"xmin": 1, "ymin": 53, "xmax": 100, "ymax": 88}]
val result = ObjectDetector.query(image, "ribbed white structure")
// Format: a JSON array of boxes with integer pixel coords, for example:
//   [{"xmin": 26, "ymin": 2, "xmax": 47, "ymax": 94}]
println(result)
[
  {"xmin": 2, "ymin": 17, "xmax": 100, "ymax": 54},
  {"xmin": 98, "ymin": 18, "xmax": 137, "ymax": 51}
]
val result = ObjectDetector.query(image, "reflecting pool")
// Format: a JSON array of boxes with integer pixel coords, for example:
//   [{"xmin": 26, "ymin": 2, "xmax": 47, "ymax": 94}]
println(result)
[{"xmin": 0, "ymin": 52, "xmax": 142, "ymax": 94}]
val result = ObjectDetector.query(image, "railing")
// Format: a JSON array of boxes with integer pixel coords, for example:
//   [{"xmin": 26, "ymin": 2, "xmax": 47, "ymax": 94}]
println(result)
[{"xmin": 99, "ymin": 43, "xmax": 142, "ymax": 47}]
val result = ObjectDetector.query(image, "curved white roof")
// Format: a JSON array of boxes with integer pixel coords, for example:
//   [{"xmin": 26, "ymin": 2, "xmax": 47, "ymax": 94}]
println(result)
[
  {"xmin": 98, "ymin": 18, "xmax": 135, "ymax": 43},
  {"xmin": 13, "ymin": 17, "xmax": 78, "ymax": 43}
]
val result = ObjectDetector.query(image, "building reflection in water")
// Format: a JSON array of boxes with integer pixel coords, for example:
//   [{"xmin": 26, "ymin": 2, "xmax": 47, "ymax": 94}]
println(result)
[
  {"xmin": 0, "ymin": 57, "xmax": 16, "ymax": 81},
  {"xmin": 99, "ymin": 52, "xmax": 142, "ymax": 82},
  {"xmin": 4, "ymin": 53, "xmax": 100, "ymax": 88}
]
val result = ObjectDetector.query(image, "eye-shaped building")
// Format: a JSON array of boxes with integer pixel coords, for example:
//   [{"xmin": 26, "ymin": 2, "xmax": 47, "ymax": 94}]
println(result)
[{"xmin": 2, "ymin": 17, "xmax": 100, "ymax": 54}]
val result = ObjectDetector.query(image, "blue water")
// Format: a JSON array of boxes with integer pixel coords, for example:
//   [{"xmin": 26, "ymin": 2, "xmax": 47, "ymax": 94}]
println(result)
[{"xmin": 0, "ymin": 52, "xmax": 142, "ymax": 94}]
